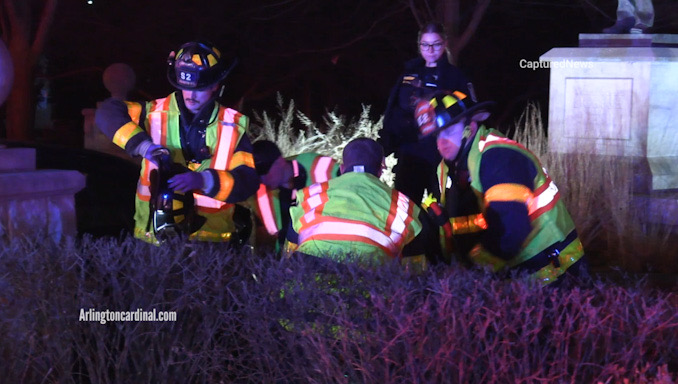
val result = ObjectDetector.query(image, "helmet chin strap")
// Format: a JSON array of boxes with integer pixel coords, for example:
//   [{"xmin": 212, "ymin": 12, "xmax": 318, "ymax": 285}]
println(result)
[{"xmin": 453, "ymin": 118, "xmax": 475, "ymax": 164}]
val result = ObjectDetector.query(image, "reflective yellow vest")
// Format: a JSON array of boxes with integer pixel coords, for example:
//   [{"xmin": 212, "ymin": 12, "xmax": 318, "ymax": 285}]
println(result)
[
  {"xmin": 438, "ymin": 126, "xmax": 584, "ymax": 285},
  {"xmin": 114, "ymin": 94, "xmax": 250, "ymax": 244},
  {"xmin": 290, "ymin": 172, "xmax": 422, "ymax": 264}
]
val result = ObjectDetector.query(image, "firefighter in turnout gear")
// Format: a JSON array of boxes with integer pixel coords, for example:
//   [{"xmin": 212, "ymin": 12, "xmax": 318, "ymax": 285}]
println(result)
[
  {"xmin": 251, "ymin": 140, "xmax": 341, "ymax": 252},
  {"xmin": 95, "ymin": 40, "xmax": 259, "ymax": 245},
  {"xmin": 287, "ymin": 138, "xmax": 437, "ymax": 269},
  {"xmin": 416, "ymin": 91, "xmax": 586, "ymax": 285}
]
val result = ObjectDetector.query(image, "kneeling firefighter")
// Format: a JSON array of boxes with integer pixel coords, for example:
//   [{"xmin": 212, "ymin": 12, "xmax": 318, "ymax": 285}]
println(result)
[{"xmin": 95, "ymin": 40, "xmax": 260, "ymax": 246}]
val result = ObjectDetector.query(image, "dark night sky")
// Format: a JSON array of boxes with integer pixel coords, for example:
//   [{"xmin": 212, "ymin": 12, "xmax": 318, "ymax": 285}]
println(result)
[{"xmin": 39, "ymin": 0, "xmax": 678, "ymax": 138}]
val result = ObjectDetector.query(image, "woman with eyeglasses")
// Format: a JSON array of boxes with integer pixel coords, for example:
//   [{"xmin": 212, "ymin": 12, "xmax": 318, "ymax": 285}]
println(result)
[{"xmin": 380, "ymin": 22, "xmax": 474, "ymax": 205}]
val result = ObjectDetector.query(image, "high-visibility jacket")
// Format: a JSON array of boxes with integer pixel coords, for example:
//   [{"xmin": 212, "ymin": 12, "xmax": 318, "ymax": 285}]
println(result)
[
  {"xmin": 110, "ymin": 93, "xmax": 256, "ymax": 244},
  {"xmin": 436, "ymin": 126, "xmax": 585, "ymax": 285},
  {"xmin": 254, "ymin": 153, "xmax": 340, "ymax": 236},
  {"xmin": 289, "ymin": 171, "xmax": 422, "ymax": 264}
]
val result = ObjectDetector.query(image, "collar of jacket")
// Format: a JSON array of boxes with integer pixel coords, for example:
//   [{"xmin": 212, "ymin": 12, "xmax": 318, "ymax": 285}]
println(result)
[{"xmin": 174, "ymin": 91, "xmax": 218, "ymax": 129}]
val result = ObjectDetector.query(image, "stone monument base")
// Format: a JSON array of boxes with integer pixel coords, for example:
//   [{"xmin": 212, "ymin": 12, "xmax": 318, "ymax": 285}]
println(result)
[{"xmin": 0, "ymin": 145, "xmax": 85, "ymax": 242}]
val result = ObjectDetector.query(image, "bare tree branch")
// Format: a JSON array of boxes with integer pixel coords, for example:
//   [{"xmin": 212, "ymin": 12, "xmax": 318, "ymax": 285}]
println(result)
[
  {"xmin": 31, "ymin": 0, "xmax": 58, "ymax": 65},
  {"xmin": 452, "ymin": 0, "xmax": 490, "ymax": 60}
]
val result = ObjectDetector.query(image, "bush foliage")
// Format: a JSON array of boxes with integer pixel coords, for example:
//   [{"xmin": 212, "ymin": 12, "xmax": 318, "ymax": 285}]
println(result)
[{"xmin": 1, "ymin": 235, "xmax": 676, "ymax": 383}]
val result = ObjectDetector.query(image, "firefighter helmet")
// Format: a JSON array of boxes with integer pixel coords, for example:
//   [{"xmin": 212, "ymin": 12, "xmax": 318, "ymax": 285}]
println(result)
[
  {"xmin": 167, "ymin": 41, "xmax": 236, "ymax": 91},
  {"xmin": 416, "ymin": 91, "xmax": 494, "ymax": 139}
]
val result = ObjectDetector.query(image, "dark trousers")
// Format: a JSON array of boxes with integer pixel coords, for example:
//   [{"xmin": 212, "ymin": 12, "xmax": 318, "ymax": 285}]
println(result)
[{"xmin": 394, "ymin": 154, "xmax": 437, "ymax": 204}]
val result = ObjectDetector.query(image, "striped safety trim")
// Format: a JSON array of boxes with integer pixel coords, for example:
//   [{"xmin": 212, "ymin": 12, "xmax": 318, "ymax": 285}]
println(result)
[
  {"xmin": 450, "ymin": 213, "xmax": 487, "ymax": 234},
  {"xmin": 230, "ymin": 151, "xmax": 255, "ymax": 169},
  {"xmin": 125, "ymin": 101, "xmax": 143, "ymax": 125},
  {"xmin": 188, "ymin": 230, "xmax": 232, "ymax": 242},
  {"xmin": 211, "ymin": 121, "xmax": 237, "ymax": 170},
  {"xmin": 533, "ymin": 238, "xmax": 585, "ymax": 285},
  {"xmin": 256, "ymin": 184, "xmax": 280, "ymax": 235},
  {"xmin": 211, "ymin": 170, "xmax": 234, "ymax": 203},
  {"xmin": 311, "ymin": 156, "xmax": 336, "ymax": 183},
  {"xmin": 112, "ymin": 122, "xmax": 143, "ymax": 149},
  {"xmin": 384, "ymin": 190, "xmax": 415, "ymax": 248},
  {"xmin": 478, "ymin": 133, "xmax": 518, "ymax": 152},
  {"xmin": 135, "ymin": 159, "xmax": 156, "ymax": 202},
  {"xmin": 485, "ymin": 183, "xmax": 532, "ymax": 205},
  {"xmin": 299, "ymin": 219, "xmax": 400, "ymax": 257},
  {"xmin": 299, "ymin": 183, "xmax": 329, "ymax": 227},
  {"xmin": 528, "ymin": 175, "xmax": 560, "ymax": 220}
]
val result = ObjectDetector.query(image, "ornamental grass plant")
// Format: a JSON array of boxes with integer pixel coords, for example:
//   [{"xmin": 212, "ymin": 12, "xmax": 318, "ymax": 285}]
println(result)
[{"xmin": 510, "ymin": 103, "xmax": 678, "ymax": 274}]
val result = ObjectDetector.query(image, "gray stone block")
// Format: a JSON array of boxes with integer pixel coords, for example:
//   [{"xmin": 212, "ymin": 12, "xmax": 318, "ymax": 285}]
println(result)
[
  {"xmin": 0, "ymin": 169, "xmax": 86, "ymax": 242},
  {"xmin": 0, "ymin": 169, "xmax": 85, "ymax": 199},
  {"xmin": 0, "ymin": 147, "xmax": 36, "ymax": 172}
]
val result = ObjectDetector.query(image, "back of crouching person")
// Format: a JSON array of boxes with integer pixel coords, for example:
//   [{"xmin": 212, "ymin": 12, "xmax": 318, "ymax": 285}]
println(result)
[{"xmin": 285, "ymin": 137, "xmax": 439, "ymax": 271}]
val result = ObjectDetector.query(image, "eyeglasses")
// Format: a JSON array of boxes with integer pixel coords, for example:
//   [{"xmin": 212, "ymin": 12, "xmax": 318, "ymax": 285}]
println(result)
[{"xmin": 419, "ymin": 42, "xmax": 444, "ymax": 51}]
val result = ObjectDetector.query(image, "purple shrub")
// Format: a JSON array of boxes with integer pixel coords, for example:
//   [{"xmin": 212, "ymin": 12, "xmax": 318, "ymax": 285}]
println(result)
[{"xmin": 0, "ymin": 235, "xmax": 676, "ymax": 383}]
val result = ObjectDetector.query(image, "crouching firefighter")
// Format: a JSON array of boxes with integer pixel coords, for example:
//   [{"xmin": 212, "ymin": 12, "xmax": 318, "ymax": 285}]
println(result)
[
  {"xmin": 95, "ymin": 40, "xmax": 259, "ymax": 246},
  {"xmin": 415, "ymin": 91, "xmax": 587, "ymax": 286}
]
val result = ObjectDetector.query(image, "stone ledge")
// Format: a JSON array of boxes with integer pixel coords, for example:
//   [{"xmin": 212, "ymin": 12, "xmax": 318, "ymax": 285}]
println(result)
[
  {"xmin": 541, "ymin": 46, "xmax": 677, "ymax": 62},
  {"xmin": 0, "ymin": 147, "xmax": 36, "ymax": 172},
  {"xmin": 579, "ymin": 33, "xmax": 678, "ymax": 48},
  {"xmin": 0, "ymin": 169, "xmax": 86, "ymax": 200}
]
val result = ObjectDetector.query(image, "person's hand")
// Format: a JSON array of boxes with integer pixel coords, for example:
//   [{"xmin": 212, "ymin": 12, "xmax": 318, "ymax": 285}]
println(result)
[
  {"xmin": 143, "ymin": 143, "xmax": 169, "ymax": 166},
  {"xmin": 168, "ymin": 171, "xmax": 204, "ymax": 193}
]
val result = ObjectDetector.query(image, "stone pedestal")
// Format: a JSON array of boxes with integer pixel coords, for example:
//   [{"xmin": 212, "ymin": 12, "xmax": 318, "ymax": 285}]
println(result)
[
  {"xmin": 540, "ymin": 35, "xmax": 678, "ymax": 225},
  {"xmin": 0, "ymin": 146, "xmax": 86, "ymax": 242},
  {"xmin": 83, "ymin": 62, "xmax": 140, "ymax": 165},
  {"xmin": 541, "ymin": 40, "xmax": 678, "ymax": 191}
]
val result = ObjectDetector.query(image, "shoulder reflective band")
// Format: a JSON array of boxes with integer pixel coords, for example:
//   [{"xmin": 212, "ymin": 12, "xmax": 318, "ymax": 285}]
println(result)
[
  {"xmin": 113, "ymin": 122, "xmax": 143, "ymax": 149},
  {"xmin": 484, "ymin": 180, "xmax": 559, "ymax": 221},
  {"xmin": 485, "ymin": 183, "xmax": 532, "ymax": 205},
  {"xmin": 312, "ymin": 156, "xmax": 335, "ymax": 183}
]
